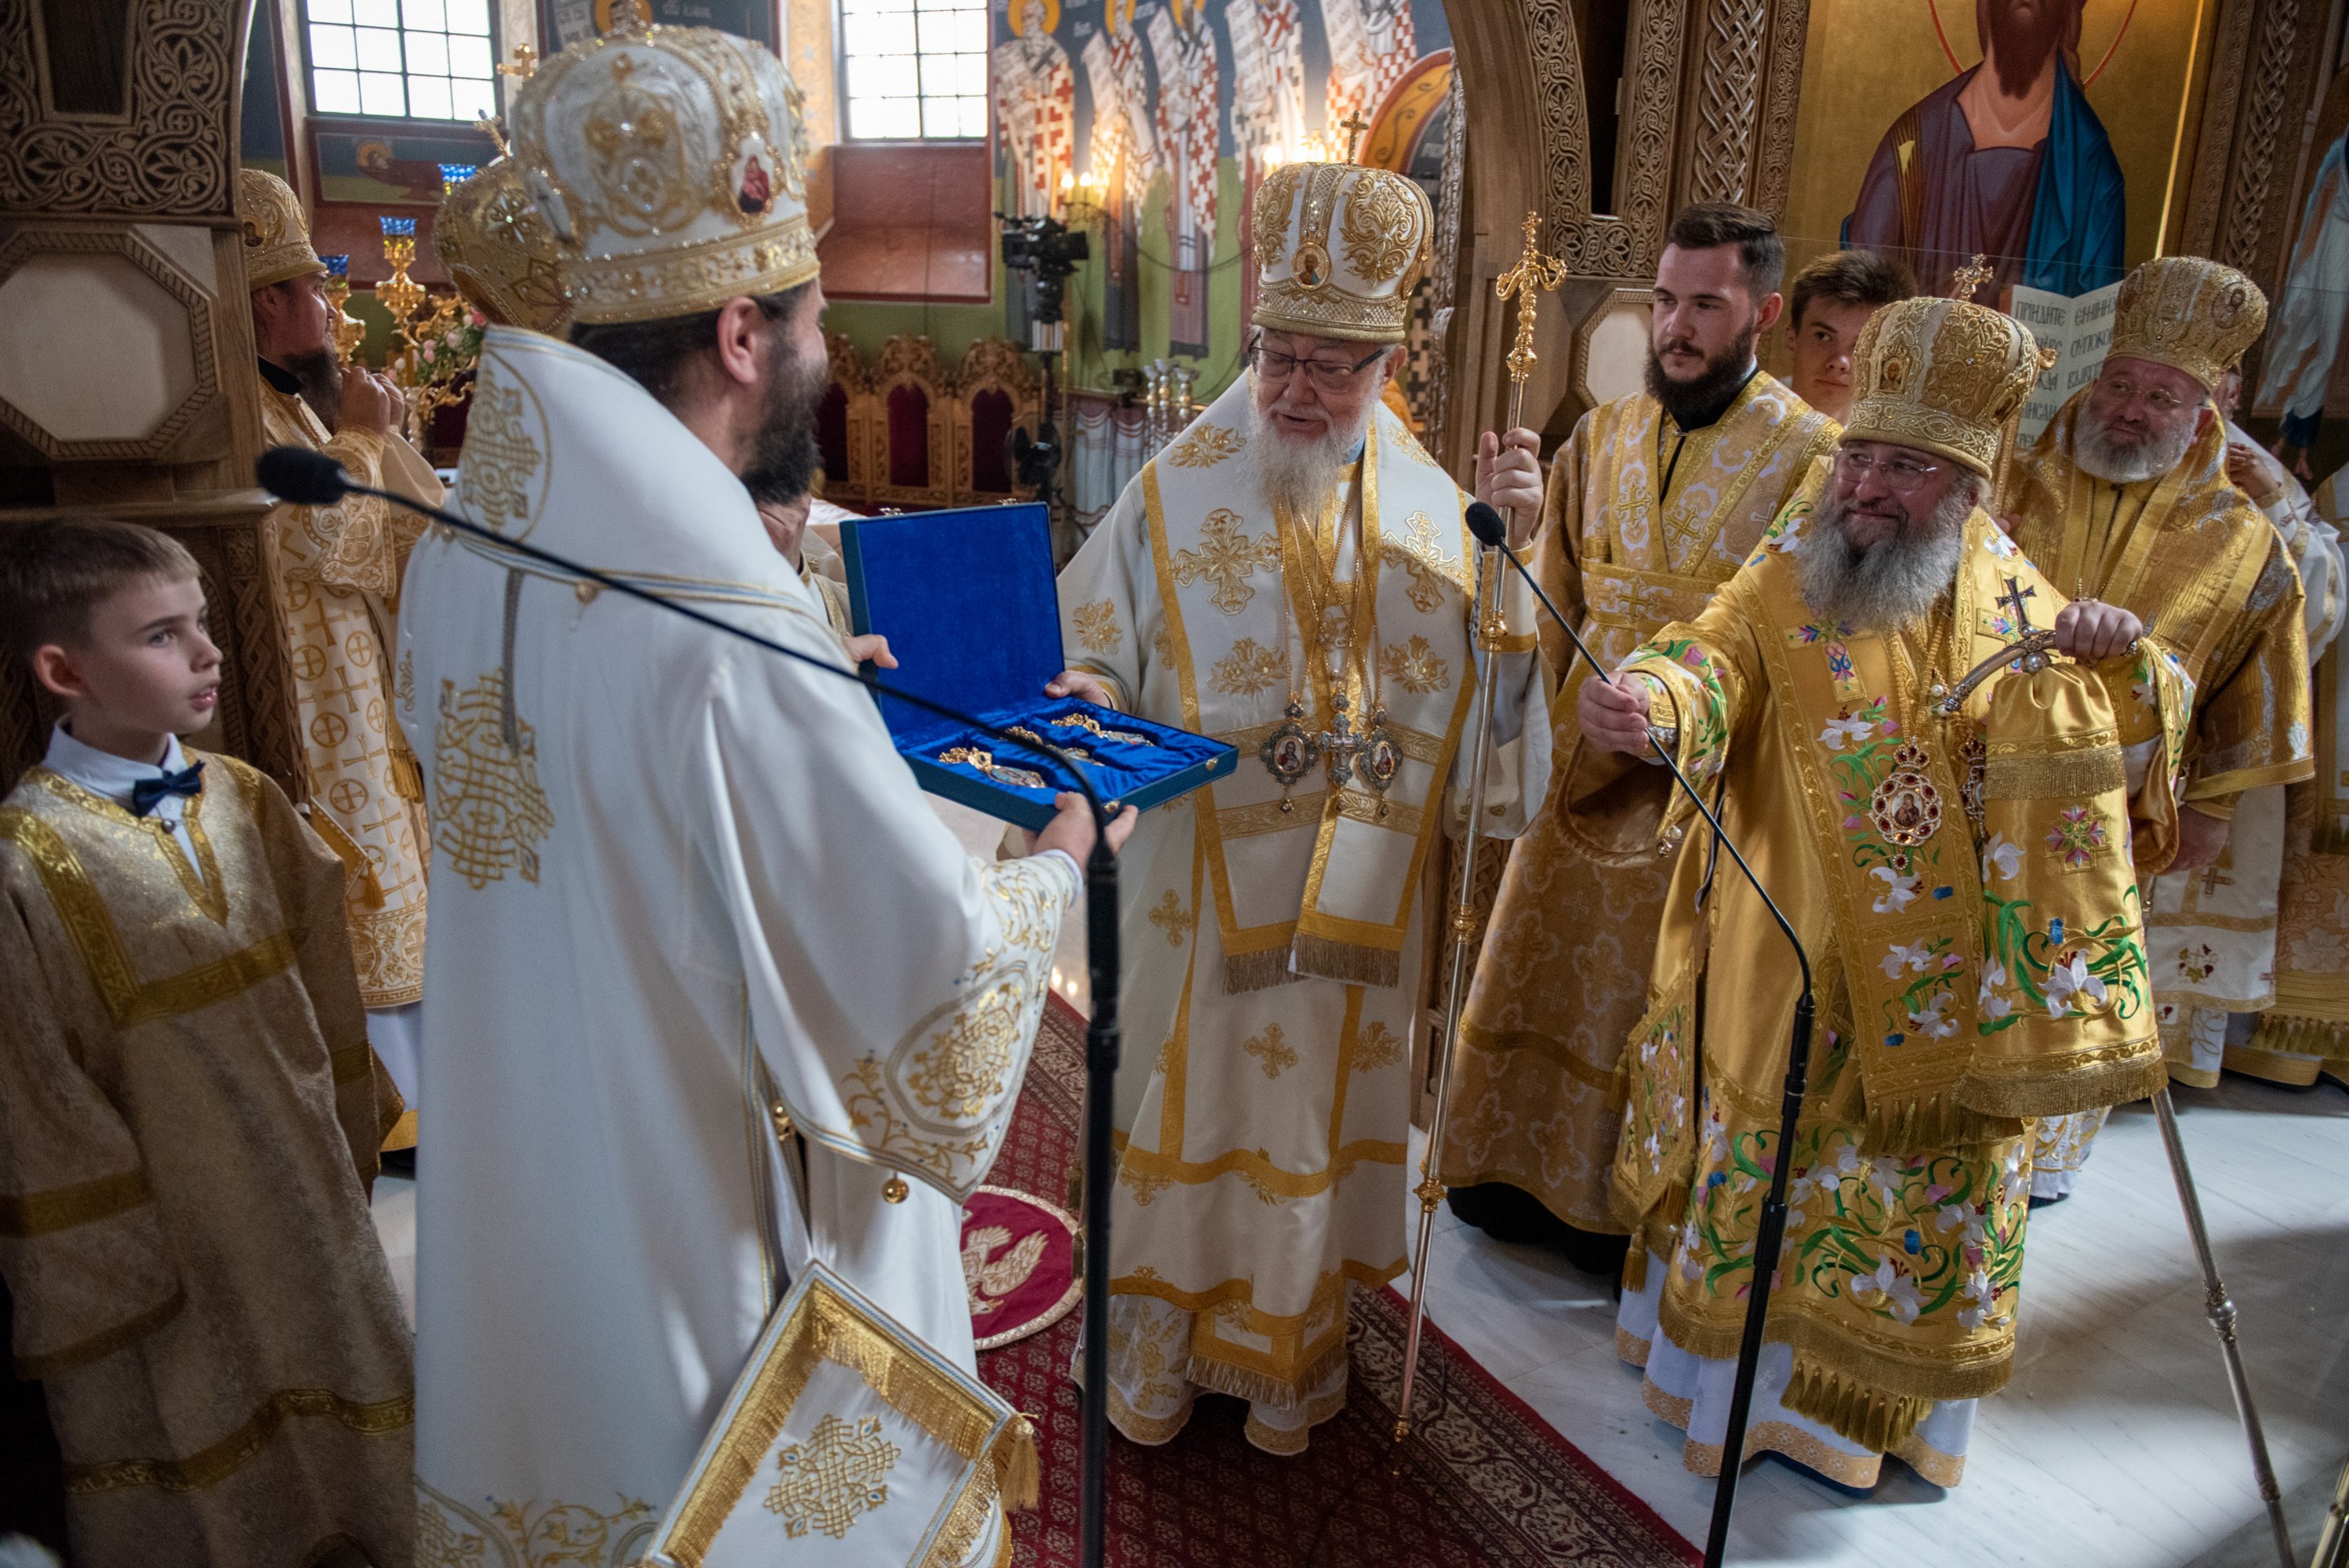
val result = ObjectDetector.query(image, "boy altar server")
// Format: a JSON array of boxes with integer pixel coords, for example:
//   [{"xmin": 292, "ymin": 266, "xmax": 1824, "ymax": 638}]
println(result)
[{"xmin": 0, "ymin": 517, "xmax": 412, "ymax": 1567}]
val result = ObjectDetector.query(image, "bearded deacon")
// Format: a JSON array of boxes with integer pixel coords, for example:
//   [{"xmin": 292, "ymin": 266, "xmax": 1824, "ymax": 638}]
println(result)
[
  {"xmin": 1579, "ymin": 297, "xmax": 2192, "ymax": 1487},
  {"xmin": 2010, "ymin": 259, "xmax": 2312, "ymax": 1120},
  {"xmin": 1051, "ymin": 160, "xmax": 1552, "ymax": 1454},
  {"xmin": 240, "ymin": 168, "xmax": 443, "ymax": 1144},
  {"xmin": 1446, "ymin": 204, "xmax": 1839, "ymax": 1265}
]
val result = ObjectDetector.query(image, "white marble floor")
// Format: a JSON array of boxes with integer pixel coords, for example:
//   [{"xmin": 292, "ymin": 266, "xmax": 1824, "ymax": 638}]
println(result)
[{"xmin": 1400, "ymin": 1078, "xmax": 2349, "ymax": 1566}]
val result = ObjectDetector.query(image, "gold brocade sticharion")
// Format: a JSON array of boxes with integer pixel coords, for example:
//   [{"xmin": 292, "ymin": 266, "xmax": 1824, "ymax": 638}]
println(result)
[
  {"xmin": 0, "ymin": 755, "xmax": 413, "ymax": 1566},
  {"xmin": 1604, "ymin": 500, "xmax": 2192, "ymax": 1461},
  {"xmin": 1447, "ymin": 374, "xmax": 1837, "ymax": 1232}
]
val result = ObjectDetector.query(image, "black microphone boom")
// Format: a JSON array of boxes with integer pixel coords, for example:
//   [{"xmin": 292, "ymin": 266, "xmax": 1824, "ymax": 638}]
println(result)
[
  {"xmin": 1461, "ymin": 500, "xmax": 1812, "ymax": 1568},
  {"xmin": 260, "ymin": 445, "xmax": 1129, "ymax": 1568}
]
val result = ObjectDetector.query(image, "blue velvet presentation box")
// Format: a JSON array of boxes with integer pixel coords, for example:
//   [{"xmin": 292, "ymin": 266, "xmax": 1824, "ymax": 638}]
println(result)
[{"xmin": 840, "ymin": 501, "xmax": 1236, "ymax": 831}]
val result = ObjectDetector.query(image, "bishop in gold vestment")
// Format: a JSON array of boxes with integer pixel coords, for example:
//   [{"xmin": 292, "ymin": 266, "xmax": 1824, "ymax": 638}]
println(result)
[
  {"xmin": 1448, "ymin": 307, "xmax": 1835, "ymax": 1243},
  {"xmin": 240, "ymin": 169, "xmax": 444, "ymax": 1068},
  {"xmin": 1588, "ymin": 298, "xmax": 2191, "ymax": 1487},
  {"xmin": 0, "ymin": 747, "xmax": 413, "ymax": 1567},
  {"xmin": 2010, "ymin": 260, "xmax": 2312, "ymax": 1115}
]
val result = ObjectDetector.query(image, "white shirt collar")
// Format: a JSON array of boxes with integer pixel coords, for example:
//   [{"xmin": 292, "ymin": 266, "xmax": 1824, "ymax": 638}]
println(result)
[{"xmin": 42, "ymin": 723, "xmax": 192, "ymax": 819}]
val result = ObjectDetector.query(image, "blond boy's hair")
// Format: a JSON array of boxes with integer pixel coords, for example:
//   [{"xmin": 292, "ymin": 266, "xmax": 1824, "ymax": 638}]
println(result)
[{"xmin": 0, "ymin": 516, "xmax": 201, "ymax": 667}]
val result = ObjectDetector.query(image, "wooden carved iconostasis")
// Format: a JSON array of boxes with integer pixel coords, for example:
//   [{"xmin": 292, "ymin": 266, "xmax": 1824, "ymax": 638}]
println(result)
[{"xmin": 0, "ymin": 0, "xmax": 304, "ymax": 801}]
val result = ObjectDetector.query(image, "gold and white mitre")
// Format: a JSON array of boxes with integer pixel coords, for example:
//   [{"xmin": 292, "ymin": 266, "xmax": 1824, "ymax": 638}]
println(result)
[
  {"xmin": 1841, "ymin": 295, "xmax": 2042, "ymax": 477},
  {"xmin": 236, "ymin": 167, "xmax": 328, "ymax": 291},
  {"xmin": 1251, "ymin": 159, "xmax": 1430, "ymax": 343},
  {"xmin": 2106, "ymin": 255, "xmax": 2269, "ymax": 394},
  {"xmin": 435, "ymin": 158, "xmax": 573, "ymax": 336},
  {"xmin": 507, "ymin": 16, "xmax": 818, "ymax": 325}
]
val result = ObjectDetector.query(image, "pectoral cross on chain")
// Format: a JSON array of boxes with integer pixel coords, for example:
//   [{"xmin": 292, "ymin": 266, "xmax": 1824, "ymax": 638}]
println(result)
[{"xmin": 1318, "ymin": 694, "xmax": 1367, "ymax": 787}]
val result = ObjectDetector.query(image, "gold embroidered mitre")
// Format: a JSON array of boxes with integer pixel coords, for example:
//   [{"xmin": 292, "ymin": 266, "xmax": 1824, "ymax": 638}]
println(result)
[
  {"xmin": 236, "ymin": 168, "xmax": 328, "ymax": 292},
  {"xmin": 434, "ymin": 158, "xmax": 572, "ymax": 336},
  {"xmin": 2105, "ymin": 255, "xmax": 2268, "ymax": 394},
  {"xmin": 508, "ymin": 18, "xmax": 818, "ymax": 325},
  {"xmin": 1841, "ymin": 296, "xmax": 2041, "ymax": 478},
  {"xmin": 1251, "ymin": 160, "xmax": 1430, "ymax": 343}
]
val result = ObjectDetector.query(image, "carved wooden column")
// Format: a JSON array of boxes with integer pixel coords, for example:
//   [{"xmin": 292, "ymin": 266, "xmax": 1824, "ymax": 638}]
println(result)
[
  {"xmin": 1671, "ymin": 0, "xmax": 1810, "ymax": 216},
  {"xmin": 0, "ymin": 0, "xmax": 303, "ymax": 799}
]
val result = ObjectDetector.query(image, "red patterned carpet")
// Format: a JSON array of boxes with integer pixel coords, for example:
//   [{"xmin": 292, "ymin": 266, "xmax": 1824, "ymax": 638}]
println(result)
[{"xmin": 979, "ymin": 996, "xmax": 1700, "ymax": 1567}]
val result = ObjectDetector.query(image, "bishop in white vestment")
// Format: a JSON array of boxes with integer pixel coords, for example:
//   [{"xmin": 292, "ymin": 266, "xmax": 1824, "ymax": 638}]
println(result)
[
  {"xmin": 402, "ymin": 28, "xmax": 1085, "ymax": 1564},
  {"xmin": 1055, "ymin": 160, "xmax": 1552, "ymax": 1454}
]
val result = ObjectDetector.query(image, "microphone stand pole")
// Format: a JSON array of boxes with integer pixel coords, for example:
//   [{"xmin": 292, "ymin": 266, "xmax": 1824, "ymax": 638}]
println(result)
[
  {"xmin": 270, "ymin": 457, "xmax": 1124, "ymax": 1567},
  {"xmin": 1393, "ymin": 212, "xmax": 1567, "ymax": 1444},
  {"xmin": 1471, "ymin": 526, "xmax": 1814, "ymax": 1568}
]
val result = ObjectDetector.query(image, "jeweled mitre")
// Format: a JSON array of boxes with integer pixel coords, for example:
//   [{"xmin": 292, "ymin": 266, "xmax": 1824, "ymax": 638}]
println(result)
[
  {"xmin": 508, "ymin": 19, "xmax": 818, "ymax": 325},
  {"xmin": 1251, "ymin": 161, "xmax": 1430, "ymax": 344},
  {"xmin": 2106, "ymin": 255, "xmax": 2267, "ymax": 394},
  {"xmin": 236, "ymin": 168, "xmax": 328, "ymax": 292},
  {"xmin": 1841, "ymin": 296, "xmax": 2041, "ymax": 478},
  {"xmin": 435, "ymin": 158, "xmax": 572, "ymax": 336}
]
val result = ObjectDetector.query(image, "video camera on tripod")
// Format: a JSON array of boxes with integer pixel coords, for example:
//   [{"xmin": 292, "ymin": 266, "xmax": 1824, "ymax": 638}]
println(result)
[{"xmin": 996, "ymin": 212, "xmax": 1089, "ymax": 501}]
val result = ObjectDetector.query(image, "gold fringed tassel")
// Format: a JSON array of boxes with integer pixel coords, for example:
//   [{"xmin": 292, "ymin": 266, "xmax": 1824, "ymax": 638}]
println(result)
[
  {"xmin": 1287, "ymin": 935, "xmax": 1400, "ymax": 989},
  {"xmin": 1861, "ymin": 1091, "xmax": 2016, "ymax": 1158},
  {"xmin": 1782, "ymin": 1353, "xmax": 1932, "ymax": 1454},
  {"xmin": 1223, "ymin": 947, "xmax": 1296, "ymax": 993},
  {"xmin": 1621, "ymin": 1243, "xmax": 1651, "ymax": 1293},
  {"xmin": 2248, "ymin": 1011, "xmax": 2349, "ymax": 1059},
  {"xmin": 991, "ymin": 1414, "xmax": 1040, "ymax": 1514},
  {"xmin": 1185, "ymin": 1329, "xmax": 1352, "ymax": 1412},
  {"xmin": 388, "ymin": 734, "xmax": 427, "ymax": 803}
]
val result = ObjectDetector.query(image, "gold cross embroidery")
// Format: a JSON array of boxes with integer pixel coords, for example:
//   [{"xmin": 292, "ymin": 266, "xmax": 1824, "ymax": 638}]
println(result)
[
  {"xmin": 1172, "ymin": 509, "xmax": 1281, "ymax": 615},
  {"xmin": 1379, "ymin": 510, "xmax": 1461, "ymax": 612}
]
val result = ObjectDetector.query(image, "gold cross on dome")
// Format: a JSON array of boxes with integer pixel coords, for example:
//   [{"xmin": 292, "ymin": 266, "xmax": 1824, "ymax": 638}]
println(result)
[
  {"xmin": 1338, "ymin": 111, "xmax": 1370, "ymax": 162},
  {"xmin": 1951, "ymin": 253, "xmax": 1994, "ymax": 303},
  {"xmin": 1495, "ymin": 211, "xmax": 1569, "ymax": 386},
  {"xmin": 496, "ymin": 44, "xmax": 538, "ymax": 78}
]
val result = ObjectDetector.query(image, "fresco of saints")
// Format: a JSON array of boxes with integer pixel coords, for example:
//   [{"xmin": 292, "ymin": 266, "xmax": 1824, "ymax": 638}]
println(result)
[
  {"xmin": 993, "ymin": 0, "xmax": 1074, "ymax": 220},
  {"xmin": 1148, "ymin": 0, "xmax": 1220, "ymax": 354},
  {"xmin": 1321, "ymin": 0, "xmax": 1417, "ymax": 141},
  {"xmin": 1226, "ymin": 0, "xmax": 1309, "ymax": 320},
  {"xmin": 1080, "ymin": 4, "xmax": 1158, "ymax": 350},
  {"xmin": 1843, "ymin": 0, "xmax": 2124, "ymax": 304}
]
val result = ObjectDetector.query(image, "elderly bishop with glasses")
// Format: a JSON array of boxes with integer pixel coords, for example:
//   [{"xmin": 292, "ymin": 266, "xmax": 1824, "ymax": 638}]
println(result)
[
  {"xmin": 1048, "ymin": 158, "xmax": 1552, "ymax": 1452},
  {"xmin": 1577, "ymin": 296, "xmax": 2196, "ymax": 1489},
  {"xmin": 2008, "ymin": 260, "xmax": 2315, "ymax": 1153}
]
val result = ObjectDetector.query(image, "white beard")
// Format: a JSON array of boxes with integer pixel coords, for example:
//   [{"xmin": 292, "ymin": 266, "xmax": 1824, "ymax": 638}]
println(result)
[
  {"xmin": 1244, "ymin": 393, "xmax": 1374, "ymax": 521},
  {"xmin": 1795, "ymin": 485, "xmax": 1975, "ymax": 632},
  {"xmin": 2073, "ymin": 407, "xmax": 2198, "ymax": 485}
]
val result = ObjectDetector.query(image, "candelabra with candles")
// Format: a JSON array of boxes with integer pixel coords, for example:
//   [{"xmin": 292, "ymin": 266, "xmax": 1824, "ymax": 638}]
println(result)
[
  {"xmin": 1140, "ymin": 359, "xmax": 1198, "ymax": 455},
  {"xmin": 369, "ymin": 169, "xmax": 487, "ymax": 448},
  {"xmin": 321, "ymin": 254, "xmax": 368, "ymax": 364}
]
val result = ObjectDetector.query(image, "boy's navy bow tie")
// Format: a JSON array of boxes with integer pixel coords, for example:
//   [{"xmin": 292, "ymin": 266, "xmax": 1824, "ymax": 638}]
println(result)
[{"xmin": 131, "ymin": 760, "xmax": 204, "ymax": 818}]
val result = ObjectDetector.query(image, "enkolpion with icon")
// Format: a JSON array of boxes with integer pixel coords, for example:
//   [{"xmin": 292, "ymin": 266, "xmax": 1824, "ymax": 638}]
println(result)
[
  {"xmin": 1603, "ymin": 296, "xmax": 2197, "ymax": 1487},
  {"xmin": 402, "ymin": 19, "xmax": 1056, "ymax": 1568},
  {"xmin": 1053, "ymin": 156, "xmax": 1555, "ymax": 1453}
]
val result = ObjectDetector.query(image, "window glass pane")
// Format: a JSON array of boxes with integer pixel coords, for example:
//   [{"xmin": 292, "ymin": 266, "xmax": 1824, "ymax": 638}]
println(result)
[
  {"xmin": 448, "ymin": 32, "xmax": 492, "ymax": 76},
  {"xmin": 407, "ymin": 74, "xmax": 454, "ymax": 118},
  {"xmin": 915, "ymin": 11, "xmax": 957, "ymax": 52},
  {"xmin": 919, "ymin": 55, "xmax": 957, "ymax": 96},
  {"xmin": 951, "ymin": 12, "xmax": 986, "ymax": 52},
  {"xmin": 403, "ymin": 0, "xmax": 446, "ymax": 27},
  {"xmin": 450, "ymin": 78, "xmax": 496, "ymax": 119},
  {"xmin": 313, "ymin": 67, "xmax": 362, "ymax": 112},
  {"xmin": 955, "ymin": 53, "xmax": 986, "ymax": 96},
  {"xmin": 441, "ymin": 0, "xmax": 490, "ymax": 31},
  {"xmin": 957, "ymin": 96, "xmax": 988, "ymax": 138},
  {"xmin": 359, "ymin": 70, "xmax": 408, "ymax": 114},
  {"xmin": 354, "ymin": 25, "xmax": 401, "ymax": 68},
  {"xmin": 404, "ymin": 29, "xmax": 448, "ymax": 72},
  {"xmin": 308, "ymin": 0, "xmax": 353, "ymax": 20},
  {"xmin": 848, "ymin": 55, "xmax": 915, "ymax": 96},
  {"xmin": 352, "ymin": 0, "xmax": 399, "ymax": 24},
  {"xmin": 857, "ymin": 97, "xmax": 920, "ymax": 139},
  {"xmin": 309, "ymin": 23, "xmax": 357, "ymax": 67}
]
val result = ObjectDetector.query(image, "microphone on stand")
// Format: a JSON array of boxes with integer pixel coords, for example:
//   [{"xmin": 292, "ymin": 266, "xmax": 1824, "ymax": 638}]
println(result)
[
  {"xmin": 1463, "ymin": 499, "xmax": 1812, "ymax": 1568},
  {"xmin": 260, "ymin": 445, "xmax": 1131, "ymax": 1567}
]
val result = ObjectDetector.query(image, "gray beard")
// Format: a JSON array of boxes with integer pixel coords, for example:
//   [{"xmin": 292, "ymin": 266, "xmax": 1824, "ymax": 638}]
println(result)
[
  {"xmin": 1245, "ymin": 394, "xmax": 1373, "ymax": 521},
  {"xmin": 2073, "ymin": 408, "xmax": 2198, "ymax": 485},
  {"xmin": 1795, "ymin": 486, "xmax": 1974, "ymax": 632}
]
